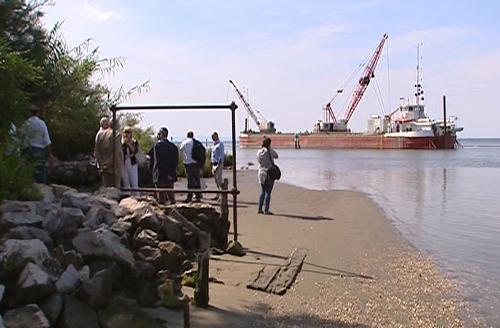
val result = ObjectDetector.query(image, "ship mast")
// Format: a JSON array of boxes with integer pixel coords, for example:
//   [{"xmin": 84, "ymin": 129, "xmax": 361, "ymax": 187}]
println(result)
[{"xmin": 415, "ymin": 42, "xmax": 424, "ymax": 105}]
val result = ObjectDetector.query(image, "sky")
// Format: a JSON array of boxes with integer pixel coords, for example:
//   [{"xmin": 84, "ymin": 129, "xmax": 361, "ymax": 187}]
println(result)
[{"xmin": 42, "ymin": 0, "xmax": 500, "ymax": 139}]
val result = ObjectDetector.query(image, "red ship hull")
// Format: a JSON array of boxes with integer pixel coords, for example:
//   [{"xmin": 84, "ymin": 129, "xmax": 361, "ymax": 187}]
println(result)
[{"xmin": 239, "ymin": 132, "xmax": 457, "ymax": 149}]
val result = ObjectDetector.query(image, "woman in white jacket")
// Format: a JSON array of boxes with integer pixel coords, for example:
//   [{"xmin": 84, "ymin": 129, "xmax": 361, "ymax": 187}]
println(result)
[{"xmin": 256, "ymin": 137, "xmax": 278, "ymax": 214}]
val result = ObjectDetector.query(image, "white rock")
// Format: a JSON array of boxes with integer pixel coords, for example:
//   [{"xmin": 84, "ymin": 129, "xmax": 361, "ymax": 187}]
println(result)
[
  {"xmin": 1, "ymin": 239, "xmax": 49, "ymax": 273},
  {"xmin": 4, "ymin": 304, "xmax": 50, "ymax": 328}
]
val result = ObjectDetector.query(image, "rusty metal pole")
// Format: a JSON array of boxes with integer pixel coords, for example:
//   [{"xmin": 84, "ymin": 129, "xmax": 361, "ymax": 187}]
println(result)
[
  {"xmin": 230, "ymin": 101, "xmax": 238, "ymax": 242},
  {"xmin": 443, "ymin": 95, "xmax": 447, "ymax": 147},
  {"xmin": 111, "ymin": 106, "xmax": 116, "ymax": 187}
]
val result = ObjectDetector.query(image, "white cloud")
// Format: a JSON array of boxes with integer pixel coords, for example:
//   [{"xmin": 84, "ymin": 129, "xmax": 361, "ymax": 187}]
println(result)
[{"xmin": 82, "ymin": 4, "xmax": 121, "ymax": 22}]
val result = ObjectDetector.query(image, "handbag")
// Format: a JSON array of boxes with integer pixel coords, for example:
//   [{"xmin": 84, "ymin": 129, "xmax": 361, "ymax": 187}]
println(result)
[{"xmin": 267, "ymin": 149, "xmax": 281, "ymax": 180}]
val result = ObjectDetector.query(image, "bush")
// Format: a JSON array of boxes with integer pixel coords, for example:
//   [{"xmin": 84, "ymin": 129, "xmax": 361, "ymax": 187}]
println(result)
[
  {"xmin": 0, "ymin": 144, "xmax": 41, "ymax": 201},
  {"xmin": 224, "ymin": 154, "xmax": 233, "ymax": 168}
]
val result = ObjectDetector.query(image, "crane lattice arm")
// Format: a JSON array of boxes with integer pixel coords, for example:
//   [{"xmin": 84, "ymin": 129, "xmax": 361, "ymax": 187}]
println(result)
[
  {"xmin": 344, "ymin": 34, "xmax": 388, "ymax": 124},
  {"xmin": 229, "ymin": 80, "xmax": 261, "ymax": 127}
]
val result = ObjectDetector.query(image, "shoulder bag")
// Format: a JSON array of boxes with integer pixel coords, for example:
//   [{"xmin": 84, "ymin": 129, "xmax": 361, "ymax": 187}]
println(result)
[{"xmin": 266, "ymin": 149, "xmax": 281, "ymax": 180}]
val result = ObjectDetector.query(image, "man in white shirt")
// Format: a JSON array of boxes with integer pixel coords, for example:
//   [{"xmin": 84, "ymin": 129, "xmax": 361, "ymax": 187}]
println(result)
[
  {"xmin": 180, "ymin": 131, "xmax": 201, "ymax": 202},
  {"xmin": 22, "ymin": 105, "xmax": 55, "ymax": 184}
]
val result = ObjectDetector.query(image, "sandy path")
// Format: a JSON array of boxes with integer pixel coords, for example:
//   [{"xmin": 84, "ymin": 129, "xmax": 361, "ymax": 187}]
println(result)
[{"xmin": 157, "ymin": 170, "xmax": 469, "ymax": 327}]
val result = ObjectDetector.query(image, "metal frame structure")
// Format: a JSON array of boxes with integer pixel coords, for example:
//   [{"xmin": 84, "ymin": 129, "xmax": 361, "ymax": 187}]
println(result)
[{"xmin": 109, "ymin": 102, "xmax": 241, "ymax": 242}]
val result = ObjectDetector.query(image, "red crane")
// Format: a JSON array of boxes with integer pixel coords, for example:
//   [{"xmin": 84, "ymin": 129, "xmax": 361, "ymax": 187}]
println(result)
[{"xmin": 324, "ymin": 34, "xmax": 388, "ymax": 127}]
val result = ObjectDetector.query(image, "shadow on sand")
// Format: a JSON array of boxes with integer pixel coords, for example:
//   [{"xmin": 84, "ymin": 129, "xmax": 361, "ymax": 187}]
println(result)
[
  {"xmin": 274, "ymin": 213, "xmax": 334, "ymax": 221},
  {"xmin": 213, "ymin": 249, "xmax": 373, "ymax": 280},
  {"xmin": 156, "ymin": 301, "xmax": 371, "ymax": 328}
]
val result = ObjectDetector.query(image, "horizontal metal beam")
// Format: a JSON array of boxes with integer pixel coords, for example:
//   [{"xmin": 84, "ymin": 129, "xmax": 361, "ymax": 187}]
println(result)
[
  {"xmin": 111, "ymin": 103, "xmax": 237, "ymax": 112},
  {"xmin": 121, "ymin": 187, "xmax": 239, "ymax": 195}
]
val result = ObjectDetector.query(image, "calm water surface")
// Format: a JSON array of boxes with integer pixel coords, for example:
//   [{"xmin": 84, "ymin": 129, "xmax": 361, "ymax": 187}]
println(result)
[{"xmin": 235, "ymin": 138, "xmax": 500, "ymax": 327}]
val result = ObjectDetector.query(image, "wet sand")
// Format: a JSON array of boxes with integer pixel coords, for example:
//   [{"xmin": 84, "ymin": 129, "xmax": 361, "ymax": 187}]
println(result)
[{"xmin": 159, "ymin": 170, "xmax": 470, "ymax": 327}]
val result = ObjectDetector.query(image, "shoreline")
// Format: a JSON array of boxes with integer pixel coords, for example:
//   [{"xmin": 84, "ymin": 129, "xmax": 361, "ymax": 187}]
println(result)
[{"xmin": 162, "ymin": 170, "xmax": 473, "ymax": 327}]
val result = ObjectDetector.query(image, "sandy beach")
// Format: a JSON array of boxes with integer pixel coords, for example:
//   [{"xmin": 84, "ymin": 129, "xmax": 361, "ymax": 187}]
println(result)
[{"xmin": 158, "ymin": 170, "xmax": 469, "ymax": 327}]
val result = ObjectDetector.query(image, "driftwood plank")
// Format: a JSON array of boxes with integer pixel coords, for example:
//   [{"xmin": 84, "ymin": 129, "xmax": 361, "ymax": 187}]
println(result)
[
  {"xmin": 268, "ymin": 248, "xmax": 307, "ymax": 295},
  {"xmin": 247, "ymin": 266, "xmax": 280, "ymax": 291},
  {"xmin": 247, "ymin": 248, "xmax": 307, "ymax": 295}
]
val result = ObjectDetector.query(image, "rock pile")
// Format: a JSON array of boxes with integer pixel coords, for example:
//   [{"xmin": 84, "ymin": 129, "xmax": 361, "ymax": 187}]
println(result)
[{"xmin": 0, "ymin": 184, "xmax": 229, "ymax": 327}]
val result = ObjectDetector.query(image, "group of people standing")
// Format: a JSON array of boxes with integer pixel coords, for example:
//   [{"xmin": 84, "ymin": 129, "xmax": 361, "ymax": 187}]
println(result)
[
  {"xmin": 149, "ymin": 129, "xmax": 225, "ymax": 204},
  {"xmin": 93, "ymin": 116, "xmax": 225, "ymax": 204},
  {"xmin": 19, "ymin": 110, "xmax": 278, "ymax": 215}
]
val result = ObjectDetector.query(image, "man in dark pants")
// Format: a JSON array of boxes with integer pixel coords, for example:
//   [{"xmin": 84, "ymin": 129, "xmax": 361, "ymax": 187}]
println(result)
[
  {"xmin": 180, "ymin": 131, "xmax": 202, "ymax": 202},
  {"xmin": 149, "ymin": 127, "xmax": 178, "ymax": 204},
  {"xmin": 22, "ymin": 105, "xmax": 55, "ymax": 183}
]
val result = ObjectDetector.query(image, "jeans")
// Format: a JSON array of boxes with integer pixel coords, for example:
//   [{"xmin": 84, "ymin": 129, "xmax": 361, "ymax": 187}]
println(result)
[
  {"xmin": 258, "ymin": 177, "xmax": 275, "ymax": 212},
  {"xmin": 185, "ymin": 163, "xmax": 202, "ymax": 201},
  {"xmin": 25, "ymin": 147, "xmax": 48, "ymax": 184}
]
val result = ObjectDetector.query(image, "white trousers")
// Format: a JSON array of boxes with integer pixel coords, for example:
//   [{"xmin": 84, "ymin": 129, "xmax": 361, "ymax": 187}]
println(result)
[
  {"xmin": 213, "ymin": 164, "xmax": 223, "ymax": 189},
  {"xmin": 122, "ymin": 158, "xmax": 138, "ymax": 194}
]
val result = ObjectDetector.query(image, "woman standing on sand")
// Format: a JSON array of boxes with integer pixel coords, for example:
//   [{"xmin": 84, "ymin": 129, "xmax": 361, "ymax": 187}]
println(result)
[
  {"xmin": 257, "ymin": 137, "xmax": 278, "ymax": 215},
  {"xmin": 121, "ymin": 126, "xmax": 140, "ymax": 194}
]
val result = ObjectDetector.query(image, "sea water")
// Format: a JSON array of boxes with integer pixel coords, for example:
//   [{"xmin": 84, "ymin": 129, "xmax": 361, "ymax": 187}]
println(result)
[{"xmin": 235, "ymin": 138, "xmax": 500, "ymax": 326}]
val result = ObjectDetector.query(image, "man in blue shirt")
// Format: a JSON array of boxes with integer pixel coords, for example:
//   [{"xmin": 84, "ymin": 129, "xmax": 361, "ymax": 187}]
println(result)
[{"xmin": 211, "ymin": 131, "xmax": 225, "ymax": 200}]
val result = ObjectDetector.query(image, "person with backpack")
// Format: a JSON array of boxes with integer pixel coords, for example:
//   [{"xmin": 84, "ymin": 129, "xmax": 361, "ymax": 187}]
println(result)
[
  {"xmin": 180, "ymin": 131, "xmax": 204, "ymax": 202},
  {"xmin": 149, "ymin": 127, "xmax": 179, "ymax": 204},
  {"xmin": 257, "ymin": 137, "xmax": 279, "ymax": 215}
]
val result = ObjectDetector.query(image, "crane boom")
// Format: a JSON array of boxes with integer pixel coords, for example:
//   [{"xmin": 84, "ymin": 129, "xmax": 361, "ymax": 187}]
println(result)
[
  {"xmin": 229, "ymin": 80, "xmax": 261, "ymax": 127},
  {"xmin": 344, "ymin": 33, "xmax": 388, "ymax": 124}
]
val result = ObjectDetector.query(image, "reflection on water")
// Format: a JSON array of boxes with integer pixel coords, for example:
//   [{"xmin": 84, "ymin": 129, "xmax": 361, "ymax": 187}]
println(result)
[{"xmin": 236, "ymin": 140, "xmax": 500, "ymax": 326}]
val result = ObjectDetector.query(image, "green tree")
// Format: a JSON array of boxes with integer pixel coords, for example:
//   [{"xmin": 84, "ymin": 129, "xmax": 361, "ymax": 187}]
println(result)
[{"xmin": 0, "ymin": 40, "xmax": 41, "ymax": 200}]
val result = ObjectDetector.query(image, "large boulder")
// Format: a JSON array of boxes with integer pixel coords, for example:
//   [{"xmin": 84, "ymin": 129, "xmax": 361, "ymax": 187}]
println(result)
[
  {"xmin": 15, "ymin": 262, "xmax": 54, "ymax": 304},
  {"xmin": 50, "ymin": 184, "xmax": 77, "ymax": 199},
  {"xmin": 72, "ymin": 228, "xmax": 135, "ymax": 271},
  {"xmin": 39, "ymin": 293, "xmax": 63, "ymax": 326},
  {"xmin": 60, "ymin": 207, "xmax": 86, "ymax": 235},
  {"xmin": 157, "ymin": 279, "xmax": 184, "ymax": 308},
  {"xmin": 0, "ymin": 211, "xmax": 44, "ymax": 233},
  {"xmin": 84, "ymin": 205, "xmax": 117, "ymax": 229},
  {"xmin": 0, "ymin": 201, "xmax": 37, "ymax": 214},
  {"xmin": 133, "ymin": 229, "xmax": 158, "ymax": 249},
  {"xmin": 59, "ymin": 296, "xmax": 99, "ymax": 328},
  {"xmin": 4, "ymin": 304, "xmax": 50, "ymax": 328},
  {"xmin": 55, "ymin": 264, "xmax": 82, "ymax": 294},
  {"xmin": 34, "ymin": 184, "xmax": 57, "ymax": 204},
  {"xmin": 61, "ymin": 191, "xmax": 91, "ymax": 213},
  {"xmin": 137, "ymin": 246, "xmax": 162, "ymax": 270},
  {"xmin": 118, "ymin": 198, "xmax": 155, "ymax": 218},
  {"xmin": 158, "ymin": 241, "xmax": 187, "ymax": 273},
  {"xmin": 75, "ymin": 269, "xmax": 113, "ymax": 309},
  {"xmin": 1, "ymin": 239, "xmax": 49, "ymax": 274},
  {"xmin": 3, "ymin": 226, "xmax": 53, "ymax": 249},
  {"xmin": 98, "ymin": 295, "xmax": 163, "ymax": 328},
  {"xmin": 110, "ymin": 220, "xmax": 132, "ymax": 236},
  {"xmin": 94, "ymin": 188, "xmax": 121, "ymax": 202},
  {"xmin": 53, "ymin": 245, "xmax": 84, "ymax": 270},
  {"xmin": 43, "ymin": 207, "xmax": 85, "ymax": 237}
]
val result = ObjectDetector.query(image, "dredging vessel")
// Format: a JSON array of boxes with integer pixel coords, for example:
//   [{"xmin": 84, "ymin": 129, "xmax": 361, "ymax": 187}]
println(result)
[{"xmin": 235, "ymin": 34, "xmax": 463, "ymax": 149}]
